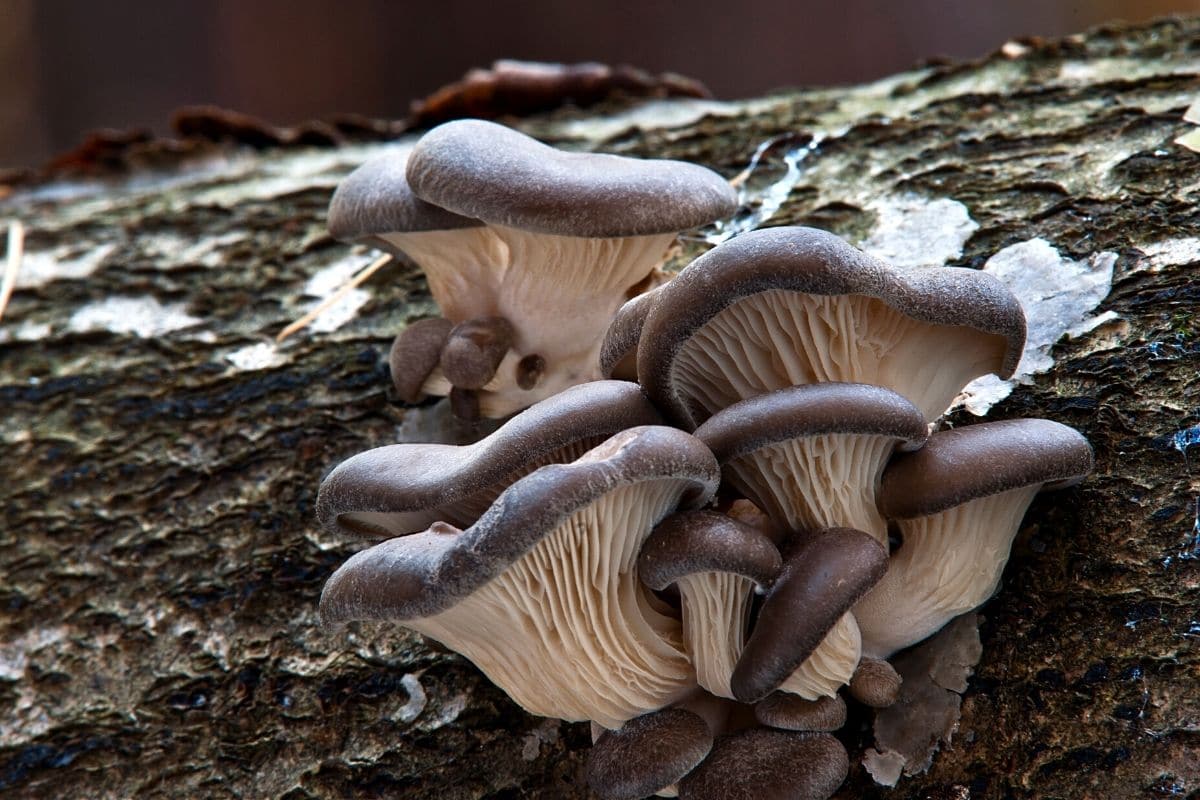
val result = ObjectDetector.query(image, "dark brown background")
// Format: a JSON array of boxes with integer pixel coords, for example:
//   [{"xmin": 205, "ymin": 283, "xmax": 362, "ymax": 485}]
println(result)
[{"xmin": 2, "ymin": 0, "xmax": 1194, "ymax": 169}]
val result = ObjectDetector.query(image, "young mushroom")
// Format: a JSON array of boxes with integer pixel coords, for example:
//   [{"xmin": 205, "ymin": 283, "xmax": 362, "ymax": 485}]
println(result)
[
  {"xmin": 320, "ymin": 425, "xmax": 720, "ymax": 729},
  {"xmin": 330, "ymin": 120, "xmax": 736, "ymax": 418},
  {"xmin": 638, "ymin": 510, "xmax": 782, "ymax": 700},
  {"xmin": 316, "ymin": 380, "xmax": 662, "ymax": 539},
  {"xmin": 636, "ymin": 225, "xmax": 1026, "ymax": 429},
  {"xmin": 677, "ymin": 728, "xmax": 849, "ymax": 800},
  {"xmin": 853, "ymin": 418, "xmax": 1094, "ymax": 658},
  {"xmin": 731, "ymin": 527, "xmax": 888, "ymax": 704},
  {"xmin": 586, "ymin": 707, "xmax": 714, "ymax": 800}
]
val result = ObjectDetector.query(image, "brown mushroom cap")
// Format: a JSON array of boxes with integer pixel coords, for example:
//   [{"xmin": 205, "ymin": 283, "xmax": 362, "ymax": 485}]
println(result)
[
  {"xmin": 848, "ymin": 657, "xmax": 903, "ymax": 708},
  {"xmin": 879, "ymin": 417, "xmax": 1095, "ymax": 519},
  {"xmin": 694, "ymin": 383, "xmax": 926, "ymax": 544},
  {"xmin": 754, "ymin": 692, "xmax": 847, "ymax": 732},
  {"xmin": 407, "ymin": 119, "xmax": 736, "ymax": 237},
  {"xmin": 732, "ymin": 528, "xmax": 888, "ymax": 703},
  {"xmin": 677, "ymin": 729, "xmax": 849, "ymax": 800},
  {"xmin": 639, "ymin": 511, "xmax": 782, "ymax": 701},
  {"xmin": 587, "ymin": 708, "xmax": 713, "ymax": 800},
  {"xmin": 327, "ymin": 147, "xmax": 482, "ymax": 245},
  {"xmin": 389, "ymin": 316, "xmax": 454, "ymax": 403},
  {"xmin": 637, "ymin": 225, "xmax": 1026, "ymax": 428},
  {"xmin": 316, "ymin": 380, "xmax": 663, "ymax": 538},
  {"xmin": 320, "ymin": 424, "xmax": 720, "ymax": 726},
  {"xmin": 639, "ymin": 510, "xmax": 782, "ymax": 591},
  {"xmin": 856, "ymin": 418, "xmax": 1094, "ymax": 658},
  {"xmin": 600, "ymin": 283, "xmax": 668, "ymax": 380}
]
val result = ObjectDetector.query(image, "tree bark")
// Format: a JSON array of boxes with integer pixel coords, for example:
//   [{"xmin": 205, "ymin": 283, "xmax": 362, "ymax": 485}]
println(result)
[{"xmin": 2, "ymin": 17, "xmax": 1199, "ymax": 800}]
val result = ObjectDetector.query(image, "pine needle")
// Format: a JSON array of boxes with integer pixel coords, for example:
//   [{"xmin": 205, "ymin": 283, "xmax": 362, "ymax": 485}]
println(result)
[
  {"xmin": 0, "ymin": 220, "xmax": 25, "ymax": 323},
  {"xmin": 276, "ymin": 253, "xmax": 392, "ymax": 342}
]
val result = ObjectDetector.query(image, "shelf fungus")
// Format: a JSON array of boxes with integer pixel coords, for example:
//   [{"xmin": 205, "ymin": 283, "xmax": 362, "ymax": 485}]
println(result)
[
  {"xmin": 854, "ymin": 418, "xmax": 1094, "ymax": 658},
  {"xmin": 320, "ymin": 424, "xmax": 719, "ymax": 729},
  {"xmin": 315, "ymin": 213, "xmax": 1094, "ymax": 798},
  {"xmin": 636, "ymin": 225, "xmax": 1026, "ymax": 429},
  {"xmin": 329, "ymin": 119, "xmax": 735, "ymax": 418}
]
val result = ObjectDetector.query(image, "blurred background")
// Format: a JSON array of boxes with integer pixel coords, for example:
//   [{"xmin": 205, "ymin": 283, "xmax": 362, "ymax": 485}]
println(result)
[{"xmin": 2, "ymin": 0, "xmax": 1195, "ymax": 169}]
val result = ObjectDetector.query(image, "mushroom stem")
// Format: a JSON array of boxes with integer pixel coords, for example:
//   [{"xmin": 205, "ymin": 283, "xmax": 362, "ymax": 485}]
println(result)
[
  {"xmin": 855, "ymin": 485, "xmax": 1040, "ymax": 658},
  {"xmin": 398, "ymin": 227, "xmax": 676, "ymax": 417}
]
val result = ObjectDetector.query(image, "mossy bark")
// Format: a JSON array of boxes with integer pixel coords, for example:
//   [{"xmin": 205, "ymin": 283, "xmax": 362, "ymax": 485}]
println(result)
[{"xmin": 2, "ymin": 17, "xmax": 1199, "ymax": 800}]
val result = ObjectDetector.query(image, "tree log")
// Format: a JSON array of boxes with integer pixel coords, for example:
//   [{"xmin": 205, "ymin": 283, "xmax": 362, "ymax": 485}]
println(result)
[{"xmin": 3, "ymin": 17, "xmax": 1199, "ymax": 800}]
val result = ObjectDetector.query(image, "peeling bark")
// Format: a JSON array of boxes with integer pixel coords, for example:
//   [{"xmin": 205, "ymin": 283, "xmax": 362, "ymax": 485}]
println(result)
[{"xmin": 3, "ymin": 18, "xmax": 1200, "ymax": 800}]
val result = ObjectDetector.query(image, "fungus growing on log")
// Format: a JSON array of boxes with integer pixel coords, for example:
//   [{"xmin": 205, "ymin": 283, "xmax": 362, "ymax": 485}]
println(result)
[
  {"xmin": 320, "ymin": 425, "xmax": 719, "ymax": 728},
  {"xmin": 316, "ymin": 380, "xmax": 662, "ymax": 539},
  {"xmin": 854, "ymin": 418, "xmax": 1094, "ymax": 658},
  {"xmin": 639, "ymin": 510, "xmax": 782, "ymax": 700},
  {"xmin": 329, "ymin": 120, "xmax": 735, "ymax": 418},
  {"xmin": 637, "ymin": 225, "xmax": 1026, "ymax": 429}
]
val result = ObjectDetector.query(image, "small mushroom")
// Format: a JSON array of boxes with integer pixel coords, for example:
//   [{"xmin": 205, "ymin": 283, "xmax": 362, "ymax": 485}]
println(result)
[
  {"xmin": 439, "ymin": 316, "xmax": 515, "ymax": 389},
  {"xmin": 732, "ymin": 528, "xmax": 888, "ymax": 703},
  {"xmin": 694, "ymin": 383, "xmax": 927, "ymax": 544},
  {"xmin": 330, "ymin": 121, "xmax": 736, "ymax": 417},
  {"xmin": 320, "ymin": 425, "xmax": 720, "ymax": 728},
  {"xmin": 388, "ymin": 316, "xmax": 454, "ymax": 403},
  {"xmin": 316, "ymin": 380, "xmax": 662, "ymax": 539},
  {"xmin": 677, "ymin": 728, "xmax": 849, "ymax": 800},
  {"xmin": 848, "ymin": 656, "xmax": 903, "ymax": 708},
  {"xmin": 639, "ymin": 510, "xmax": 782, "ymax": 700},
  {"xmin": 854, "ymin": 418, "xmax": 1094, "ymax": 658},
  {"xmin": 587, "ymin": 707, "xmax": 713, "ymax": 800},
  {"xmin": 637, "ymin": 225, "xmax": 1026, "ymax": 429},
  {"xmin": 753, "ymin": 692, "xmax": 847, "ymax": 732}
]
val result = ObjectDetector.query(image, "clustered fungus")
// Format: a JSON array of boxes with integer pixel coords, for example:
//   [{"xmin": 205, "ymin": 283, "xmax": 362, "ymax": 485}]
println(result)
[
  {"xmin": 328, "ymin": 119, "xmax": 736, "ymax": 419},
  {"xmin": 319, "ymin": 123, "xmax": 1093, "ymax": 799}
]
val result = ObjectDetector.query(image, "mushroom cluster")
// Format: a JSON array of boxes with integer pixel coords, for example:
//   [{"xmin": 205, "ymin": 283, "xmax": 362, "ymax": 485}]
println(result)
[
  {"xmin": 328, "ymin": 119, "xmax": 736, "ymax": 420},
  {"xmin": 320, "ymin": 131, "xmax": 1093, "ymax": 799}
]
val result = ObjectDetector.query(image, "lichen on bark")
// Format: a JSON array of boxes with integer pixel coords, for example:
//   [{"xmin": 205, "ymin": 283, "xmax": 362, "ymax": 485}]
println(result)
[{"xmin": 2, "ymin": 17, "xmax": 1200, "ymax": 800}]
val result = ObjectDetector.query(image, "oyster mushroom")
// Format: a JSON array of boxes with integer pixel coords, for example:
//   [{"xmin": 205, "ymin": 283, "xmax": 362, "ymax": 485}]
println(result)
[
  {"xmin": 694, "ymin": 382, "xmax": 927, "ymax": 544},
  {"xmin": 316, "ymin": 380, "xmax": 663, "ymax": 539},
  {"xmin": 639, "ymin": 510, "xmax": 782, "ymax": 700},
  {"xmin": 637, "ymin": 225, "xmax": 1026, "ymax": 429},
  {"xmin": 330, "ymin": 120, "xmax": 735, "ymax": 417},
  {"xmin": 854, "ymin": 418, "xmax": 1094, "ymax": 658},
  {"xmin": 320, "ymin": 425, "xmax": 720, "ymax": 728},
  {"xmin": 731, "ymin": 527, "xmax": 888, "ymax": 703},
  {"xmin": 677, "ymin": 728, "xmax": 849, "ymax": 800},
  {"xmin": 587, "ymin": 707, "xmax": 714, "ymax": 800}
]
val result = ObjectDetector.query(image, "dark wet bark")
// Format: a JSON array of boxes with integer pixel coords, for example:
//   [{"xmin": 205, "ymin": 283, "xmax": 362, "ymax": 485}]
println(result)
[{"xmin": 2, "ymin": 17, "xmax": 1199, "ymax": 800}]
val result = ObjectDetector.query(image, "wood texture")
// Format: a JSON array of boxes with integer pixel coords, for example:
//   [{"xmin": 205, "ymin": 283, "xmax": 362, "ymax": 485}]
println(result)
[{"xmin": 2, "ymin": 18, "xmax": 1198, "ymax": 799}]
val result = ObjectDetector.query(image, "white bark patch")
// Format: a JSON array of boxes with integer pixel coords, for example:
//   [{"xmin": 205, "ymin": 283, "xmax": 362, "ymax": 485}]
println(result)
[
  {"xmin": 68, "ymin": 295, "xmax": 203, "ymax": 338},
  {"xmin": 956, "ymin": 239, "xmax": 1116, "ymax": 416},
  {"xmin": 141, "ymin": 231, "xmax": 245, "ymax": 269},
  {"xmin": 705, "ymin": 133, "xmax": 831, "ymax": 244},
  {"xmin": 0, "ymin": 626, "xmax": 68, "ymax": 681},
  {"xmin": 1136, "ymin": 237, "xmax": 1200, "ymax": 273},
  {"xmin": 295, "ymin": 252, "xmax": 380, "ymax": 333},
  {"xmin": 861, "ymin": 196, "xmax": 978, "ymax": 269},
  {"xmin": 395, "ymin": 674, "xmax": 428, "ymax": 723},
  {"xmin": 225, "ymin": 342, "xmax": 288, "ymax": 372},
  {"xmin": 15, "ymin": 242, "xmax": 117, "ymax": 288}
]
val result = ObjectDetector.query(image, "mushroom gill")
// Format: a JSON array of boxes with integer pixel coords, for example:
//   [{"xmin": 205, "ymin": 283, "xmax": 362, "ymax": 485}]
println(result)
[
  {"xmin": 637, "ymin": 226, "xmax": 1025, "ymax": 429},
  {"xmin": 321, "ymin": 425, "xmax": 720, "ymax": 729}
]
